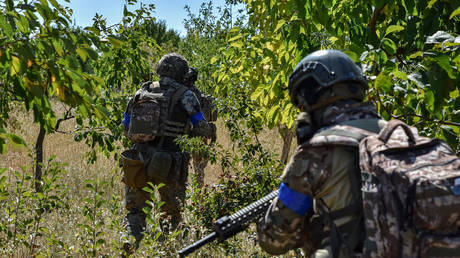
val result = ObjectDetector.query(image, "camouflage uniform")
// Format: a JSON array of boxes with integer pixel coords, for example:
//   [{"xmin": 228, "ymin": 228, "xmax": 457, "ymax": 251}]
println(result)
[
  {"xmin": 257, "ymin": 101, "xmax": 381, "ymax": 257},
  {"xmin": 184, "ymin": 68, "xmax": 217, "ymax": 188},
  {"xmin": 257, "ymin": 50, "xmax": 379, "ymax": 257},
  {"xmin": 257, "ymin": 49, "xmax": 460, "ymax": 257},
  {"xmin": 122, "ymin": 55, "xmax": 216, "ymax": 246}
]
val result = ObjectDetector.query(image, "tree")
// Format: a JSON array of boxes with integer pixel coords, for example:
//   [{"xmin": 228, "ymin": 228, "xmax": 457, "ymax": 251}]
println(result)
[
  {"xmin": 213, "ymin": 0, "xmax": 460, "ymax": 152},
  {"xmin": 0, "ymin": 0, "xmax": 164, "ymax": 191}
]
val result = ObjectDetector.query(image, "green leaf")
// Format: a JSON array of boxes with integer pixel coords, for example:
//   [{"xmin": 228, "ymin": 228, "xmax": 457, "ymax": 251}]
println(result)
[
  {"xmin": 230, "ymin": 41, "xmax": 244, "ymax": 48},
  {"xmin": 385, "ymin": 25, "xmax": 404, "ymax": 36},
  {"xmin": 10, "ymin": 56, "xmax": 21, "ymax": 76},
  {"xmin": 391, "ymin": 70, "xmax": 408, "ymax": 80},
  {"xmin": 274, "ymin": 20, "xmax": 286, "ymax": 32},
  {"xmin": 425, "ymin": 90, "xmax": 435, "ymax": 111},
  {"xmin": 0, "ymin": 13, "xmax": 13, "ymax": 39},
  {"xmin": 343, "ymin": 51, "xmax": 359, "ymax": 62},
  {"xmin": 436, "ymin": 55, "xmax": 456, "ymax": 79},
  {"xmin": 17, "ymin": 15, "xmax": 30, "ymax": 33},
  {"xmin": 76, "ymin": 48, "xmax": 88, "ymax": 62},
  {"xmin": 427, "ymin": 0, "xmax": 438, "ymax": 8},
  {"xmin": 450, "ymin": 6, "xmax": 460, "ymax": 19},
  {"xmin": 84, "ymin": 47, "xmax": 98, "ymax": 60},
  {"xmin": 374, "ymin": 72, "xmax": 392, "ymax": 92},
  {"xmin": 267, "ymin": 105, "xmax": 280, "ymax": 124},
  {"xmin": 227, "ymin": 34, "xmax": 242, "ymax": 42},
  {"xmin": 381, "ymin": 38, "xmax": 397, "ymax": 55},
  {"xmin": 52, "ymin": 39, "xmax": 64, "ymax": 56},
  {"xmin": 107, "ymin": 36, "xmax": 124, "ymax": 48},
  {"xmin": 6, "ymin": 133, "xmax": 26, "ymax": 146},
  {"xmin": 84, "ymin": 26, "xmax": 100, "ymax": 35}
]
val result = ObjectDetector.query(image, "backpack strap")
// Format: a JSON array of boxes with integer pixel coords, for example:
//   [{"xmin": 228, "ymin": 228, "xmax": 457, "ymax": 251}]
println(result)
[{"xmin": 310, "ymin": 119, "xmax": 383, "ymax": 257}]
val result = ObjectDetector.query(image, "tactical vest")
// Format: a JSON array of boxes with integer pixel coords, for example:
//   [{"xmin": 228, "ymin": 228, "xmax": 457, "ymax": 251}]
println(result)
[{"xmin": 126, "ymin": 81, "xmax": 190, "ymax": 146}]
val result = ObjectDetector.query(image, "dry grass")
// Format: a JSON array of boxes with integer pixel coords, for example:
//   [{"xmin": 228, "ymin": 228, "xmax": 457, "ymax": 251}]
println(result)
[{"xmin": 0, "ymin": 103, "xmax": 299, "ymax": 257}]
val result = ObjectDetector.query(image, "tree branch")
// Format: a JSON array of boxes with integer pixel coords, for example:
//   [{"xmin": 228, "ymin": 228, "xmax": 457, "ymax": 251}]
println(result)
[
  {"xmin": 391, "ymin": 113, "xmax": 460, "ymax": 127},
  {"xmin": 368, "ymin": 4, "xmax": 387, "ymax": 33},
  {"xmin": 54, "ymin": 109, "xmax": 74, "ymax": 132}
]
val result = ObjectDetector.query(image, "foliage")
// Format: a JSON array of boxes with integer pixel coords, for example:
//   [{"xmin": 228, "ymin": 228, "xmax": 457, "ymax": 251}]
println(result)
[
  {"xmin": 1, "ymin": 0, "xmax": 459, "ymax": 256},
  {"xmin": 0, "ymin": 157, "xmax": 69, "ymax": 256},
  {"xmin": 179, "ymin": 1, "xmax": 241, "ymax": 94},
  {"xmin": 178, "ymin": 90, "xmax": 283, "ymax": 229},
  {"xmin": 77, "ymin": 179, "xmax": 107, "ymax": 256},
  {"xmin": 213, "ymin": 0, "xmax": 460, "ymax": 151},
  {"xmin": 0, "ymin": 0, "xmax": 108, "ymax": 153}
]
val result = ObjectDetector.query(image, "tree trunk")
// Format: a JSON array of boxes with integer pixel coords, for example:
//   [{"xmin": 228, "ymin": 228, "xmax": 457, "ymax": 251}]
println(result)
[
  {"xmin": 34, "ymin": 123, "xmax": 46, "ymax": 192},
  {"xmin": 278, "ymin": 124, "xmax": 294, "ymax": 164}
]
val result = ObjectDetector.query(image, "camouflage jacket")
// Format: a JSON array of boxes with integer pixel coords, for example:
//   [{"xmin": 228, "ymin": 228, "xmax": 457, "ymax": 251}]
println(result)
[
  {"xmin": 257, "ymin": 102, "xmax": 381, "ymax": 256},
  {"xmin": 188, "ymin": 84, "xmax": 217, "ymax": 122}
]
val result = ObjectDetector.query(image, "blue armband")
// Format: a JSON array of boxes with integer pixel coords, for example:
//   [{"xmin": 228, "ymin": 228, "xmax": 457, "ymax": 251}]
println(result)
[
  {"xmin": 278, "ymin": 182, "xmax": 312, "ymax": 216},
  {"xmin": 190, "ymin": 111, "xmax": 205, "ymax": 126},
  {"xmin": 122, "ymin": 112, "xmax": 130, "ymax": 128}
]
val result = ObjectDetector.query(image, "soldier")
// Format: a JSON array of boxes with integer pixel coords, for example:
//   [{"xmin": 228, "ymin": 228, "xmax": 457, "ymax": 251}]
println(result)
[
  {"xmin": 256, "ymin": 50, "xmax": 383, "ymax": 257},
  {"xmin": 121, "ymin": 53, "xmax": 216, "ymax": 251},
  {"xmin": 183, "ymin": 67, "xmax": 217, "ymax": 188}
]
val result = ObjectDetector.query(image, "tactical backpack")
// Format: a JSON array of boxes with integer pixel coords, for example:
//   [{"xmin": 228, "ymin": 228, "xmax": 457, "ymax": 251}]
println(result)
[
  {"xmin": 307, "ymin": 119, "xmax": 460, "ymax": 257},
  {"xmin": 200, "ymin": 94, "xmax": 217, "ymax": 122},
  {"xmin": 126, "ymin": 81, "xmax": 190, "ymax": 144},
  {"xmin": 359, "ymin": 119, "xmax": 460, "ymax": 257}
]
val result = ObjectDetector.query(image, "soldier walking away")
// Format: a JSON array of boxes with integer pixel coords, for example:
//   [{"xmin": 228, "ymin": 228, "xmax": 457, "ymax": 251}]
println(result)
[
  {"xmin": 256, "ymin": 50, "xmax": 460, "ymax": 257},
  {"xmin": 183, "ymin": 67, "xmax": 218, "ymax": 188},
  {"xmin": 120, "ymin": 53, "xmax": 216, "ymax": 253}
]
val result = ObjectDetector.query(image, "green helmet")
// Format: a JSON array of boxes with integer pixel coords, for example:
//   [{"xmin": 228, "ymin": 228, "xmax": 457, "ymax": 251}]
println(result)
[
  {"xmin": 288, "ymin": 50, "xmax": 368, "ymax": 110},
  {"xmin": 156, "ymin": 53, "xmax": 189, "ymax": 82}
]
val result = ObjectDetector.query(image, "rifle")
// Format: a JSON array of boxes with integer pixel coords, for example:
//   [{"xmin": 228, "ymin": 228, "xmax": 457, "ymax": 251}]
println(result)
[{"xmin": 178, "ymin": 190, "xmax": 278, "ymax": 257}]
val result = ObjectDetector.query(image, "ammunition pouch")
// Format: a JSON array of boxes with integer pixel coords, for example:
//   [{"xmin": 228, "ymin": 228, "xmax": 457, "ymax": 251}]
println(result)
[
  {"xmin": 146, "ymin": 151, "xmax": 173, "ymax": 183},
  {"xmin": 121, "ymin": 149, "xmax": 149, "ymax": 189}
]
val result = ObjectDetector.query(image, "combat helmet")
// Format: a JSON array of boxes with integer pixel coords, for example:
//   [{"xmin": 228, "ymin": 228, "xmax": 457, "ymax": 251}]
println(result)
[
  {"xmin": 156, "ymin": 53, "xmax": 189, "ymax": 82},
  {"xmin": 184, "ymin": 67, "xmax": 198, "ymax": 84},
  {"xmin": 288, "ymin": 50, "xmax": 368, "ymax": 111}
]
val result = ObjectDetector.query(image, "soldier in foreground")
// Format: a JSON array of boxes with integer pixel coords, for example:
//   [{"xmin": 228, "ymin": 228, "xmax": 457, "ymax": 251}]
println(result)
[
  {"xmin": 183, "ymin": 67, "xmax": 217, "ymax": 187},
  {"xmin": 178, "ymin": 50, "xmax": 459, "ymax": 257},
  {"xmin": 121, "ymin": 53, "xmax": 216, "ymax": 251},
  {"xmin": 256, "ymin": 50, "xmax": 382, "ymax": 257}
]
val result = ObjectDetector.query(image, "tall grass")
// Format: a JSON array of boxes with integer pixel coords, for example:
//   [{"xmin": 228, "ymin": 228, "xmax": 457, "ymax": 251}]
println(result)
[{"xmin": 0, "ymin": 104, "xmax": 300, "ymax": 257}]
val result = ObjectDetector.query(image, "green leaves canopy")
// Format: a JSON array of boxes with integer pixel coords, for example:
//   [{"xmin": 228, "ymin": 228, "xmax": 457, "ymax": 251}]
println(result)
[{"xmin": 212, "ymin": 0, "xmax": 460, "ymax": 150}]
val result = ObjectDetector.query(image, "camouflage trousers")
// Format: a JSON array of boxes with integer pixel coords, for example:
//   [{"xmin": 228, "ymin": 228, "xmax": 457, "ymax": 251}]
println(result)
[
  {"xmin": 191, "ymin": 152, "xmax": 209, "ymax": 188},
  {"xmin": 124, "ymin": 179, "xmax": 186, "ymax": 243}
]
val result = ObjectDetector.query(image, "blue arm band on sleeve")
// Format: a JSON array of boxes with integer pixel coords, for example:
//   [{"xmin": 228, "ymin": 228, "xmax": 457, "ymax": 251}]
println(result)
[
  {"xmin": 190, "ymin": 112, "xmax": 205, "ymax": 126},
  {"xmin": 122, "ymin": 112, "xmax": 130, "ymax": 128},
  {"xmin": 278, "ymin": 182, "xmax": 312, "ymax": 216}
]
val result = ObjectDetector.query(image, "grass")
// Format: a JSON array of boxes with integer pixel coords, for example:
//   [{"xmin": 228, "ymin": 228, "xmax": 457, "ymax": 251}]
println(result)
[{"xmin": 0, "ymin": 103, "xmax": 299, "ymax": 257}]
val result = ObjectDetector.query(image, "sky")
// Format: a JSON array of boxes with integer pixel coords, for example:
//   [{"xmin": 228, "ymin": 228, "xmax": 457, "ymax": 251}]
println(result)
[{"xmin": 59, "ymin": 0, "xmax": 232, "ymax": 36}]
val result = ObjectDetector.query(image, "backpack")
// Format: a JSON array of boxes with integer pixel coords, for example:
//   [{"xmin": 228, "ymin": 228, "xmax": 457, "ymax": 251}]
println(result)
[
  {"xmin": 358, "ymin": 119, "xmax": 460, "ymax": 257},
  {"xmin": 126, "ymin": 81, "xmax": 189, "ymax": 144},
  {"xmin": 308, "ymin": 119, "xmax": 460, "ymax": 257}
]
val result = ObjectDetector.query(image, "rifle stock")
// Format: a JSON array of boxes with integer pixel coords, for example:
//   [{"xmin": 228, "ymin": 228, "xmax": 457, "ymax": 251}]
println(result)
[{"xmin": 178, "ymin": 190, "xmax": 278, "ymax": 257}]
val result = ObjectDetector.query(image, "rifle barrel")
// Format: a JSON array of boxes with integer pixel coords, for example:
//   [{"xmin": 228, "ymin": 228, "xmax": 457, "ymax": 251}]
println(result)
[{"xmin": 178, "ymin": 232, "xmax": 217, "ymax": 257}]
